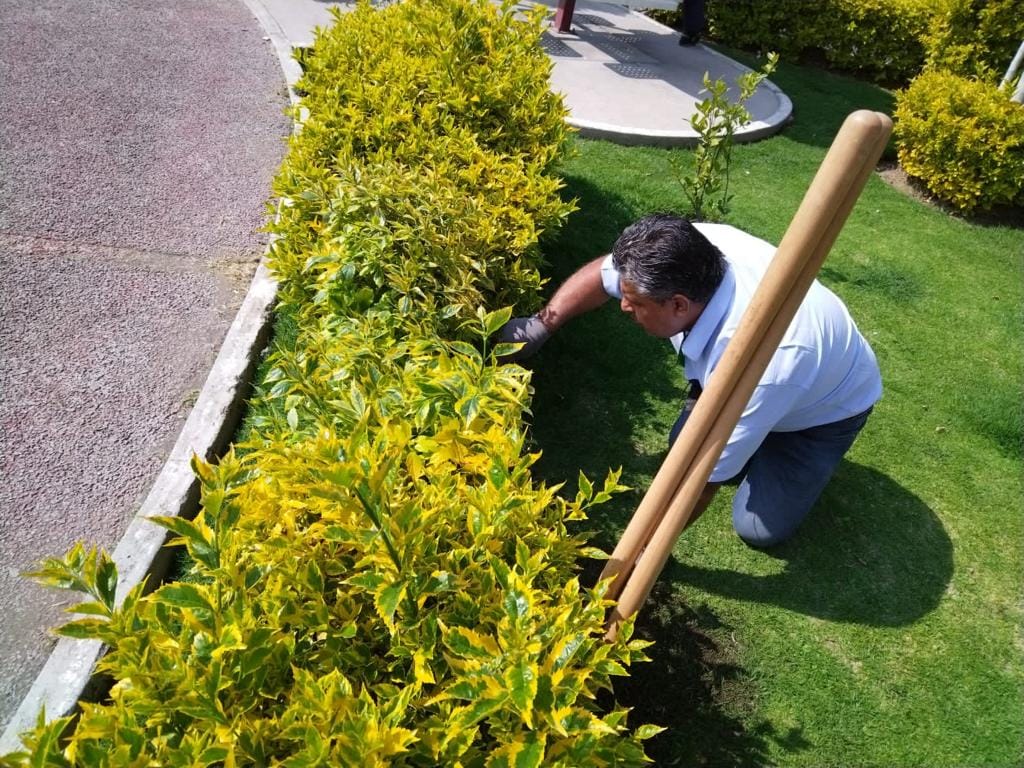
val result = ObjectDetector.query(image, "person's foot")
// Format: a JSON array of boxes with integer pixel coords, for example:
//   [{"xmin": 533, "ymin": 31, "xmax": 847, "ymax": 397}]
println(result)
[{"xmin": 678, "ymin": 33, "xmax": 700, "ymax": 46}]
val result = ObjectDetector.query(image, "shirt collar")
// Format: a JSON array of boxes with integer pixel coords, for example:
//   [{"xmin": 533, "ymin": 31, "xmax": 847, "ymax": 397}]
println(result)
[{"xmin": 671, "ymin": 263, "xmax": 735, "ymax": 362}]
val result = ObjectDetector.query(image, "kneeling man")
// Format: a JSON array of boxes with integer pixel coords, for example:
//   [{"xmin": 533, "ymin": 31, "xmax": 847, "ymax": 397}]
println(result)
[{"xmin": 501, "ymin": 213, "xmax": 881, "ymax": 547}]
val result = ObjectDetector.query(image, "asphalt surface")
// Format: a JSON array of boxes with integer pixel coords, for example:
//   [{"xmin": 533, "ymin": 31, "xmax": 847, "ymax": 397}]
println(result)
[{"xmin": 0, "ymin": 0, "xmax": 290, "ymax": 728}]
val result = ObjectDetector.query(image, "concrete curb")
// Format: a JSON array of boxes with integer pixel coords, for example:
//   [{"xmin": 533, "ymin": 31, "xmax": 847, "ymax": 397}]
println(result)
[
  {"xmin": 0, "ymin": 0, "xmax": 300, "ymax": 753},
  {"xmin": 567, "ymin": 10, "xmax": 793, "ymax": 147}
]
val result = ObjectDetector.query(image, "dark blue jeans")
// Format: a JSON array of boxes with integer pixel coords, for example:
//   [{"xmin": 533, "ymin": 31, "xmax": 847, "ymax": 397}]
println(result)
[
  {"xmin": 670, "ymin": 401, "xmax": 873, "ymax": 547},
  {"xmin": 683, "ymin": 0, "xmax": 706, "ymax": 38}
]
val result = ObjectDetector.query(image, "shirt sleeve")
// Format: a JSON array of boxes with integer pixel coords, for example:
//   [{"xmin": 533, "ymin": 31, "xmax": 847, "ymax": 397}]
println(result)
[{"xmin": 599, "ymin": 254, "xmax": 622, "ymax": 299}]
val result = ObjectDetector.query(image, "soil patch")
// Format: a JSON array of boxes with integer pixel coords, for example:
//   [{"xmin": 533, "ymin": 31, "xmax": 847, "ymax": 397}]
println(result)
[
  {"xmin": 616, "ymin": 584, "xmax": 767, "ymax": 766},
  {"xmin": 581, "ymin": 551, "xmax": 768, "ymax": 768},
  {"xmin": 876, "ymin": 161, "xmax": 1024, "ymax": 228}
]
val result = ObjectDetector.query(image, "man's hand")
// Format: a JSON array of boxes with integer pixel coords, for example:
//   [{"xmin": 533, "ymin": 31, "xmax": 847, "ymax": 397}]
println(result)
[{"xmin": 497, "ymin": 315, "xmax": 552, "ymax": 361}]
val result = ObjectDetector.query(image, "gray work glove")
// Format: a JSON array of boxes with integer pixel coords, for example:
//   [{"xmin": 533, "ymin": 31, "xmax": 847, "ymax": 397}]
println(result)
[{"xmin": 496, "ymin": 315, "xmax": 552, "ymax": 361}]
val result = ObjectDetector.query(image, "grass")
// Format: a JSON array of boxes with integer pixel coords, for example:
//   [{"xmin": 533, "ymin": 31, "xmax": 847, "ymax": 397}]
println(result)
[{"xmin": 526, "ymin": 53, "xmax": 1023, "ymax": 766}]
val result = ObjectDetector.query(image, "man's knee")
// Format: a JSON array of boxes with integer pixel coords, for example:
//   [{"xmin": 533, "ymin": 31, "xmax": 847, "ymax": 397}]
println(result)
[{"xmin": 732, "ymin": 508, "xmax": 798, "ymax": 548}]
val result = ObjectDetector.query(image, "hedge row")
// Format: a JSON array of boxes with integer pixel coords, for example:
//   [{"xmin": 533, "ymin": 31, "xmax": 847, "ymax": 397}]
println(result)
[
  {"xmin": 703, "ymin": 0, "xmax": 1024, "ymax": 213},
  {"xmin": 3, "ymin": 1, "xmax": 660, "ymax": 765},
  {"xmin": 707, "ymin": 0, "xmax": 940, "ymax": 84},
  {"xmin": 705, "ymin": 0, "xmax": 1021, "ymax": 87},
  {"xmin": 923, "ymin": 0, "xmax": 1024, "ymax": 79}
]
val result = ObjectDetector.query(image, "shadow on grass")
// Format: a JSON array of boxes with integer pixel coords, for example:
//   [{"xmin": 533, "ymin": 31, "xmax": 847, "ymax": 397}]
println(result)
[
  {"xmin": 614, "ymin": 580, "xmax": 774, "ymax": 767},
  {"xmin": 668, "ymin": 461, "xmax": 953, "ymax": 627}
]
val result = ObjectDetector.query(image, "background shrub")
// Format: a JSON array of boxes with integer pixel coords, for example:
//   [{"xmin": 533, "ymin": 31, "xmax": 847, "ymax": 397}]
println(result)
[
  {"xmin": 707, "ymin": 0, "xmax": 939, "ymax": 84},
  {"xmin": 894, "ymin": 69, "xmax": 1024, "ymax": 212},
  {"xmin": 923, "ymin": 0, "xmax": 1024, "ymax": 78}
]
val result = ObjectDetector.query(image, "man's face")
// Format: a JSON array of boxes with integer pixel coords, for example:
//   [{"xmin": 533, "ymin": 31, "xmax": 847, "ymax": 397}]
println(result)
[{"xmin": 619, "ymin": 279, "xmax": 692, "ymax": 338}]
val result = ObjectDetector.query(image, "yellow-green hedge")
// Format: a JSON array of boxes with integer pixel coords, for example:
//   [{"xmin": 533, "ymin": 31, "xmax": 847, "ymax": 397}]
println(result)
[
  {"xmin": 707, "ymin": 0, "xmax": 939, "ymax": 83},
  {"xmin": 894, "ymin": 69, "xmax": 1024, "ymax": 212},
  {"xmin": 2, "ymin": 1, "xmax": 663, "ymax": 765},
  {"xmin": 923, "ymin": 0, "xmax": 1024, "ymax": 78},
  {"xmin": 270, "ymin": 0, "xmax": 574, "ymax": 337}
]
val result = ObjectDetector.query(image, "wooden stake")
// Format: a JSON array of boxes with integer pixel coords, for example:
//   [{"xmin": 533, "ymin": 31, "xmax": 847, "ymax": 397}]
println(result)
[{"xmin": 603, "ymin": 111, "xmax": 892, "ymax": 639}]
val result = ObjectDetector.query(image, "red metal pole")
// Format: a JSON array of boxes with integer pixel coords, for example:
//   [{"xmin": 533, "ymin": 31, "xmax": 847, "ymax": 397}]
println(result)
[{"xmin": 554, "ymin": 0, "xmax": 576, "ymax": 33}]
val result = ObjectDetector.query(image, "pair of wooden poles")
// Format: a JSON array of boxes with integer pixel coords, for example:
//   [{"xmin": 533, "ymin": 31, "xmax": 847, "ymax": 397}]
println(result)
[{"xmin": 601, "ymin": 110, "xmax": 893, "ymax": 640}]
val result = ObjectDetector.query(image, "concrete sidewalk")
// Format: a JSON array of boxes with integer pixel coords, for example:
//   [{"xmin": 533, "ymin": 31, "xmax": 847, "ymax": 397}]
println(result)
[
  {"xmin": 255, "ymin": 0, "xmax": 791, "ymax": 145},
  {"xmin": 528, "ymin": 0, "xmax": 791, "ymax": 145},
  {"xmin": 0, "ymin": 0, "xmax": 291, "ymax": 738}
]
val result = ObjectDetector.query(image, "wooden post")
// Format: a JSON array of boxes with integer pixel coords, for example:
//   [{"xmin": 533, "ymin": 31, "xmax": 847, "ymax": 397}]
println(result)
[
  {"xmin": 602, "ymin": 111, "xmax": 892, "ymax": 639},
  {"xmin": 554, "ymin": 0, "xmax": 576, "ymax": 33}
]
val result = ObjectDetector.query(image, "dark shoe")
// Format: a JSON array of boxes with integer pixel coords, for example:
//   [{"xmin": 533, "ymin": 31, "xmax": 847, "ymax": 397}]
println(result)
[{"xmin": 678, "ymin": 33, "xmax": 700, "ymax": 46}]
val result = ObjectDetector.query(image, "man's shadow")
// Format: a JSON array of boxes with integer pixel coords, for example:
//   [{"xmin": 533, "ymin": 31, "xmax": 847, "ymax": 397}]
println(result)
[{"xmin": 664, "ymin": 461, "xmax": 953, "ymax": 627}]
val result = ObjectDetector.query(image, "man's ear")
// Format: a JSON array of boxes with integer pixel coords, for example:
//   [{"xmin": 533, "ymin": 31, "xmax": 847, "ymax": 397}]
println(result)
[{"xmin": 671, "ymin": 294, "xmax": 691, "ymax": 316}]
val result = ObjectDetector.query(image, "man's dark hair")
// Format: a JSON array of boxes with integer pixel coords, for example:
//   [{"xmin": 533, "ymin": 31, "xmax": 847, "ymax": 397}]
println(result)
[{"xmin": 611, "ymin": 213, "xmax": 726, "ymax": 304}]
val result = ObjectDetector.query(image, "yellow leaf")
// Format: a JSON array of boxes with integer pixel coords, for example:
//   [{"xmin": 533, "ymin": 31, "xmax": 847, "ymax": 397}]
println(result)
[{"xmin": 414, "ymin": 649, "xmax": 435, "ymax": 685}]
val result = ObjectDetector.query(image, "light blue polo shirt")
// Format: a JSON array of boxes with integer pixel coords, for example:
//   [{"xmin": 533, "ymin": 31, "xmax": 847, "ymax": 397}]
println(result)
[{"xmin": 601, "ymin": 223, "xmax": 881, "ymax": 482}]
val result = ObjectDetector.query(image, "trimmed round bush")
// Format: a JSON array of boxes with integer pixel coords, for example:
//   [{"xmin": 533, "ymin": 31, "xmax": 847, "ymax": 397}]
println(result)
[{"xmin": 894, "ymin": 69, "xmax": 1024, "ymax": 213}]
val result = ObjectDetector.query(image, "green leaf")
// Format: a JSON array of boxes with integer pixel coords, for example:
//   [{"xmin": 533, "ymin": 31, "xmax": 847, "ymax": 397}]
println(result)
[
  {"xmin": 198, "ymin": 747, "xmax": 230, "ymax": 766},
  {"xmin": 458, "ymin": 395, "xmax": 481, "ymax": 425},
  {"xmin": 483, "ymin": 306, "xmax": 514, "ymax": 337},
  {"xmin": 305, "ymin": 561, "xmax": 324, "ymax": 592},
  {"xmin": 503, "ymin": 585, "xmax": 530, "ymax": 623},
  {"xmin": 507, "ymin": 658, "xmax": 538, "ymax": 722},
  {"xmin": 150, "ymin": 515, "xmax": 219, "ymax": 570},
  {"xmin": 444, "ymin": 625, "xmax": 501, "ymax": 657},
  {"xmin": 152, "ymin": 583, "xmax": 214, "ymax": 613},
  {"xmin": 492, "ymin": 342, "xmax": 522, "ymax": 358},
  {"xmin": 449, "ymin": 341, "xmax": 481, "ymax": 360},
  {"xmin": 551, "ymin": 633, "xmax": 586, "ymax": 671},
  {"xmin": 516, "ymin": 732, "xmax": 545, "ymax": 768},
  {"xmin": 55, "ymin": 618, "xmax": 110, "ymax": 640},
  {"xmin": 287, "ymin": 407, "xmax": 299, "ymax": 430},
  {"xmin": 66, "ymin": 600, "xmax": 111, "ymax": 617},
  {"xmin": 27, "ymin": 713, "xmax": 74, "ymax": 768},
  {"xmin": 634, "ymin": 723, "xmax": 667, "ymax": 740},
  {"xmin": 347, "ymin": 571, "xmax": 386, "ymax": 591},
  {"xmin": 94, "ymin": 554, "xmax": 118, "ymax": 611},
  {"xmin": 375, "ymin": 581, "xmax": 406, "ymax": 630},
  {"xmin": 577, "ymin": 471, "xmax": 594, "ymax": 502}
]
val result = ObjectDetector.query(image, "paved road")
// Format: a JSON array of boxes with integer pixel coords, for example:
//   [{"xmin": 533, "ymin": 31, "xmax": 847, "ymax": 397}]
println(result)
[{"xmin": 0, "ymin": 0, "xmax": 290, "ymax": 727}]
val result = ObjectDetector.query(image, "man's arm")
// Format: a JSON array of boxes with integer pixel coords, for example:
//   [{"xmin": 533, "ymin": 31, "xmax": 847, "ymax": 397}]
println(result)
[
  {"xmin": 498, "ymin": 256, "xmax": 611, "ymax": 358},
  {"xmin": 685, "ymin": 482, "xmax": 721, "ymax": 531},
  {"xmin": 536, "ymin": 256, "xmax": 611, "ymax": 332}
]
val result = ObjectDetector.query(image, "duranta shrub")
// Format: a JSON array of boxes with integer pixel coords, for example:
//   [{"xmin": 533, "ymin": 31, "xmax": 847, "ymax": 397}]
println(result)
[
  {"xmin": 269, "ymin": 0, "xmax": 574, "ymax": 338},
  {"xmin": 2, "ymin": 0, "xmax": 664, "ymax": 765},
  {"xmin": 707, "ymin": 0, "xmax": 940, "ymax": 84},
  {"xmin": 894, "ymin": 68, "xmax": 1024, "ymax": 213},
  {"xmin": 923, "ymin": 0, "xmax": 1024, "ymax": 79}
]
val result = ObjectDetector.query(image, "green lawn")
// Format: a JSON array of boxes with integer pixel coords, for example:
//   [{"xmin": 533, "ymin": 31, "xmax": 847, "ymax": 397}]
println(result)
[{"xmin": 527, "ymin": 56, "xmax": 1024, "ymax": 766}]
